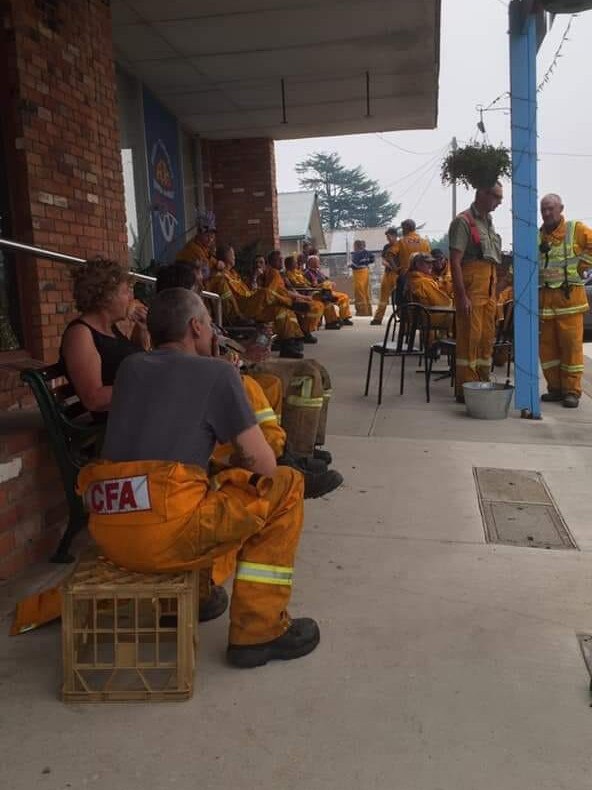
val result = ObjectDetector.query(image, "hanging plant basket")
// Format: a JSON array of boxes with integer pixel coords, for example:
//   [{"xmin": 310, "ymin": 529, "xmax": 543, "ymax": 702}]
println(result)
[{"xmin": 441, "ymin": 142, "xmax": 512, "ymax": 191}]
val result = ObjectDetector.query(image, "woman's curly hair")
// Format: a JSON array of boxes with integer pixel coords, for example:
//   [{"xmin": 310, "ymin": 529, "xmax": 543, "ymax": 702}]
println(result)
[{"xmin": 72, "ymin": 258, "xmax": 131, "ymax": 313}]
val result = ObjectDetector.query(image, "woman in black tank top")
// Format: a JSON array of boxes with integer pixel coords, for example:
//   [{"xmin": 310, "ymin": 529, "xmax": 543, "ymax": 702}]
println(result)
[{"xmin": 60, "ymin": 258, "xmax": 149, "ymax": 420}]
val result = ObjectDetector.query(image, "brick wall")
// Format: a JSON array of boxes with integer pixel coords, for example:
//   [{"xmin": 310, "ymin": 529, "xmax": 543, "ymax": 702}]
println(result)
[
  {"xmin": 204, "ymin": 138, "xmax": 279, "ymax": 252},
  {"xmin": 0, "ymin": 0, "xmax": 127, "ymax": 578},
  {"xmin": 1, "ymin": 0, "xmax": 128, "ymax": 362}
]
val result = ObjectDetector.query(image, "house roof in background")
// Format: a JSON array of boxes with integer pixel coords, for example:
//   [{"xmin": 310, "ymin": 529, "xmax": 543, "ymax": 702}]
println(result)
[
  {"xmin": 278, "ymin": 191, "xmax": 317, "ymax": 239},
  {"xmin": 321, "ymin": 227, "xmax": 389, "ymax": 255}
]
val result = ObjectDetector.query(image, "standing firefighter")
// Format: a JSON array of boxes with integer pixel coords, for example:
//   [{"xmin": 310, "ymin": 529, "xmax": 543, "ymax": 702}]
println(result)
[
  {"xmin": 449, "ymin": 183, "xmax": 503, "ymax": 402},
  {"xmin": 370, "ymin": 227, "xmax": 399, "ymax": 325},
  {"xmin": 350, "ymin": 239, "xmax": 374, "ymax": 316},
  {"xmin": 371, "ymin": 220, "xmax": 431, "ymax": 325},
  {"xmin": 538, "ymin": 193, "xmax": 592, "ymax": 408}
]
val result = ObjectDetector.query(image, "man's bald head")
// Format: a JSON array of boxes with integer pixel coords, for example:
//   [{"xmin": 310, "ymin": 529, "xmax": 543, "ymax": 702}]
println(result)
[{"xmin": 540, "ymin": 193, "xmax": 564, "ymax": 232}]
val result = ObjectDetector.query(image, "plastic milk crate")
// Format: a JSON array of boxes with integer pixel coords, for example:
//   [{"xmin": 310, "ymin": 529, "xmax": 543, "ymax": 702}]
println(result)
[{"xmin": 61, "ymin": 553, "xmax": 197, "ymax": 702}]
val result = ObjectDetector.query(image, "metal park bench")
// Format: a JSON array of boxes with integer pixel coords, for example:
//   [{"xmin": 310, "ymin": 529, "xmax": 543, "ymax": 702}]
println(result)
[{"xmin": 21, "ymin": 363, "xmax": 101, "ymax": 564}]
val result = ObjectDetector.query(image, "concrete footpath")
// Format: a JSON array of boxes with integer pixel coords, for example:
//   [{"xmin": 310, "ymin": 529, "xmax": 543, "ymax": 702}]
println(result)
[{"xmin": 2, "ymin": 317, "xmax": 592, "ymax": 790}]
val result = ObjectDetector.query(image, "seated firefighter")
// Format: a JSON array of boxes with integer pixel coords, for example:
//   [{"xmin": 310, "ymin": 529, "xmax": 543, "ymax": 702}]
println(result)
[
  {"xmin": 407, "ymin": 252, "xmax": 454, "ymax": 334},
  {"xmin": 206, "ymin": 243, "xmax": 308, "ymax": 359},
  {"xmin": 303, "ymin": 255, "xmax": 353, "ymax": 329},
  {"xmin": 77, "ymin": 288, "xmax": 321, "ymax": 669},
  {"xmin": 176, "ymin": 209, "xmax": 218, "ymax": 274},
  {"xmin": 263, "ymin": 249, "xmax": 324, "ymax": 345},
  {"xmin": 155, "ymin": 262, "xmax": 343, "ymax": 501}
]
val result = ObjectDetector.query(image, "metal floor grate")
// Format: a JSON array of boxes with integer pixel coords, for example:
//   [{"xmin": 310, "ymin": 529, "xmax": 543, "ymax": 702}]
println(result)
[{"xmin": 473, "ymin": 467, "xmax": 577, "ymax": 550}]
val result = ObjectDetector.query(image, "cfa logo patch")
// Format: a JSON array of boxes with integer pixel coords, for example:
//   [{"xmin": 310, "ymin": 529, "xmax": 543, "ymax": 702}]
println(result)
[{"xmin": 85, "ymin": 475, "xmax": 151, "ymax": 514}]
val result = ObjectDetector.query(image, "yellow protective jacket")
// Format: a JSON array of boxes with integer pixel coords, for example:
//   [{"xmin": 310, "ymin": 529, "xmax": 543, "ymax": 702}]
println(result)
[
  {"xmin": 392, "ymin": 233, "xmax": 431, "ymax": 275},
  {"xmin": 285, "ymin": 270, "xmax": 309, "ymax": 288},
  {"xmin": 176, "ymin": 238, "xmax": 216, "ymax": 269},
  {"xmin": 264, "ymin": 268, "xmax": 297, "ymax": 307},
  {"xmin": 77, "ymin": 460, "xmax": 272, "ymax": 573},
  {"xmin": 408, "ymin": 271, "xmax": 453, "ymax": 309},
  {"xmin": 539, "ymin": 218, "xmax": 592, "ymax": 318}
]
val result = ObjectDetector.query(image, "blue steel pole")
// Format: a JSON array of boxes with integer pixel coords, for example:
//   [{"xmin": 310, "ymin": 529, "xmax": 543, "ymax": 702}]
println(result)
[{"xmin": 509, "ymin": 2, "xmax": 540, "ymax": 418}]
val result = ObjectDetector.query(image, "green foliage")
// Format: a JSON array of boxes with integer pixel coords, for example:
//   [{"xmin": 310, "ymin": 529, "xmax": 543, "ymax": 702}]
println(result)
[
  {"xmin": 441, "ymin": 143, "xmax": 511, "ymax": 190},
  {"xmin": 296, "ymin": 152, "xmax": 400, "ymax": 230},
  {"xmin": 429, "ymin": 232, "xmax": 449, "ymax": 251}
]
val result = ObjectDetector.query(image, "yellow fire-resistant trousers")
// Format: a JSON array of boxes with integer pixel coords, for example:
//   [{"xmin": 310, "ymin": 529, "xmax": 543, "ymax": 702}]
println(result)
[
  {"xmin": 373, "ymin": 270, "xmax": 398, "ymax": 323},
  {"xmin": 540, "ymin": 287, "xmax": 587, "ymax": 397},
  {"xmin": 455, "ymin": 261, "xmax": 497, "ymax": 397},
  {"xmin": 77, "ymin": 461, "xmax": 304, "ymax": 646},
  {"xmin": 353, "ymin": 268, "xmax": 372, "ymax": 316},
  {"xmin": 335, "ymin": 292, "xmax": 352, "ymax": 320},
  {"xmin": 299, "ymin": 299, "xmax": 324, "ymax": 334}
]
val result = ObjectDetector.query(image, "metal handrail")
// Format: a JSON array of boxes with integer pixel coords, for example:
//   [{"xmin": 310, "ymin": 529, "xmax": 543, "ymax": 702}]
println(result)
[{"xmin": 0, "ymin": 237, "xmax": 222, "ymax": 324}]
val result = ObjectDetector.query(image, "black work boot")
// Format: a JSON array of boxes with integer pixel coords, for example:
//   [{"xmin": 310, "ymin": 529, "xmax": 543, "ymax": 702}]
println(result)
[
  {"xmin": 302, "ymin": 333, "xmax": 318, "ymax": 344},
  {"xmin": 227, "ymin": 618, "xmax": 320, "ymax": 668},
  {"xmin": 199, "ymin": 585, "xmax": 229, "ymax": 622},
  {"xmin": 160, "ymin": 584, "xmax": 229, "ymax": 626},
  {"xmin": 313, "ymin": 447, "xmax": 333, "ymax": 465},
  {"xmin": 341, "ymin": 318, "xmax": 354, "ymax": 326},
  {"xmin": 541, "ymin": 390, "xmax": 562, "ymax": 403},
  {"xmin": 277, "ymin": 451, "xmax": 327, "ymax": 475},
  {"xmin": 370, "ymin": 319, "xmax": 382, "ymax": 326},
  {"xmin": 325, "ymin": 322, "xmax": 342, "ymax": 330},
  {"xmin": 279, "ymin": 339, "xmax": 304, "ymax": 359},
  {"xmin": 304, "ymin": 469, "xmax": 343, "ymax": 499},
  {"xmin": 562, "ymin": 393, "xmax": 580, "ymax": 408}
]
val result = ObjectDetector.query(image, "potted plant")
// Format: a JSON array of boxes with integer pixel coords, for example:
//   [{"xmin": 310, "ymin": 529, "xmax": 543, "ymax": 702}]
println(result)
[{"xmin": 441, "ymin": 142, "xmax": 511, "ymax": 190}]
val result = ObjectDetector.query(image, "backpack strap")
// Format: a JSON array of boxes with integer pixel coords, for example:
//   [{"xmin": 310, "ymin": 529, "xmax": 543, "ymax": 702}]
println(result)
[{"xmin": 458, "ymin": 209, "xmax": 483, "ymax": 257}]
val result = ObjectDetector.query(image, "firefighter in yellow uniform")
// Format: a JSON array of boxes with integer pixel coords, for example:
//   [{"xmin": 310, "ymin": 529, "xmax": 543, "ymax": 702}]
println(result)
[
  {"xmin": 371, "ymin": 220, "xmax": 431, "ymax": 325},
  {"xmin": 176, "ymin": 210, "xmax": 217, "ymax": 272},
  {"xmin": 407, "ymin": 253, "xmax": 453, "ymax": 334},
  {"xmin": 431, "ymin": 248, "xmax": 454, "ymax": 299},
  {"xmin": 350, "ymin": 240, "xmax": 374, "ymax": 316},
  {"xmin": 283, "ymin": 255, "xmax": 342, "ymax": 327},
  {"xmin": 449, "ymin": 184, "xmax": 504, "ymax": 402},
  {"xmin": 77, "ymin": 288, "xmax": 321, "ymax": 668},
  {"xmin": 371, "ymin": 227, "xmax": 399, "ymax": 325},
  {"xmin": 263, "ymin": 250, "xmax": 324, "ymax": 342},
  {"xmin": 207, "ymin": 245, "xmax": 306, "ymax": 359},
  {"xmin": 538, "ymin": 193, "xmax": 592, "ymax": 408},
  {"xmin": 302, "ymin": 255, "xmax": 353, "ymax": 328}
]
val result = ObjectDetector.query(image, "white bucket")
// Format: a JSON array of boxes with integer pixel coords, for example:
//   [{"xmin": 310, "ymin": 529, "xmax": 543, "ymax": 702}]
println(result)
[{"xmin": 463, "ymin": 382, "xmax": 514, "ymax": 420}]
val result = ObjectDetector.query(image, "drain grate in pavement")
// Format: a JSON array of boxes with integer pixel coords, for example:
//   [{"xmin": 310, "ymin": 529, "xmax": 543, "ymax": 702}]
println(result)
[{"xmin": 474, "ymin": 467, "xmax": 577, "ymax": 549}]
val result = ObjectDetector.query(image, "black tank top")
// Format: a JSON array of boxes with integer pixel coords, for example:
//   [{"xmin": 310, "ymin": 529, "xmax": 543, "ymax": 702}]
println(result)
[{"xmin": 60, "ymin": 319, "xmax": 140, "ymax": 418}]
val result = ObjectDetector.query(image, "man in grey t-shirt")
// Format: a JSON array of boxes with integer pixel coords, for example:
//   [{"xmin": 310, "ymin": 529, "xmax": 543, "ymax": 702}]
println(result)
[{"xmin": 78, "ymin": 288, "xmax": 319, "ymax": 669}]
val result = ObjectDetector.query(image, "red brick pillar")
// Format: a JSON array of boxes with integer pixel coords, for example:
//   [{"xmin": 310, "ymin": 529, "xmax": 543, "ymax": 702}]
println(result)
[
  {"xmin": 1, "ymin": 0, "xmax": 128, "ymax": 361},
  {"xmin": 204, "ymin": 138, "xmax": 279, "ymax": 253},
  {"xmin": 0, "ymin": 0, "xmax": 128, "ymax": 578}
]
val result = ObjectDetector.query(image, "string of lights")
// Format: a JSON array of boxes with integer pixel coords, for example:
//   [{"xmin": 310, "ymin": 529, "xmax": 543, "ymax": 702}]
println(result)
[{"xmin": 537, "ymin": 14, "xmax": 576, "ymax": 93}]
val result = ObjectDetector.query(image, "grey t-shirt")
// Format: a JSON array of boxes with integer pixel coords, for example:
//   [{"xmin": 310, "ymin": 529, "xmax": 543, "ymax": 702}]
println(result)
[{"xmin": 102, "ymin": 349, "xmax": 256, "ymax": 470}]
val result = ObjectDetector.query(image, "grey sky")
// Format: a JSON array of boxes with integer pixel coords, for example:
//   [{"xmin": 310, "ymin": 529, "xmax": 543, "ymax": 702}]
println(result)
[{"xmin": 275, "ymin": 0, "xmax": 592, "ymax": 246}]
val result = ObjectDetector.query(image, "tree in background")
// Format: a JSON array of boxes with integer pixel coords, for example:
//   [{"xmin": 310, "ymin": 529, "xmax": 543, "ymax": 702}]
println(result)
[
  {"xmin": 428, "ymin": 232, "xmax": 449, "ymax": 251},
  {"xmin": 296, "ymin": 152, "xmax": 400, "ymax": 230}
]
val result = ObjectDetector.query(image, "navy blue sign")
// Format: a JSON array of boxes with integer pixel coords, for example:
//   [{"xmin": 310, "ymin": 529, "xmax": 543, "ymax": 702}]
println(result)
[{"xmin": 143, "ymin": 87, "xmax": 185, "ymax": 262}]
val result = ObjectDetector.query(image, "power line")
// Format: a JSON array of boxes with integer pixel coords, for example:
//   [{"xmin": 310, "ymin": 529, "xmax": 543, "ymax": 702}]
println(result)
[
  {"xmin": 407, "ymin": 162, "xmax": 441, "ymax": 217},
  {"xmin": 383, "ymin": 146, "xmax": 448, "ymax": 190},
  {"xmin": 374, "ymin": 133, "xmax": 444, "ymax": 157}
]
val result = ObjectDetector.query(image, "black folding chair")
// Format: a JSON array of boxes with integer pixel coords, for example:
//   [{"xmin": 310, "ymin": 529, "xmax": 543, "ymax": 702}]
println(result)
[{"xmin": 364, "ymin": 302, "xmax": 427, "ymax": 405}]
